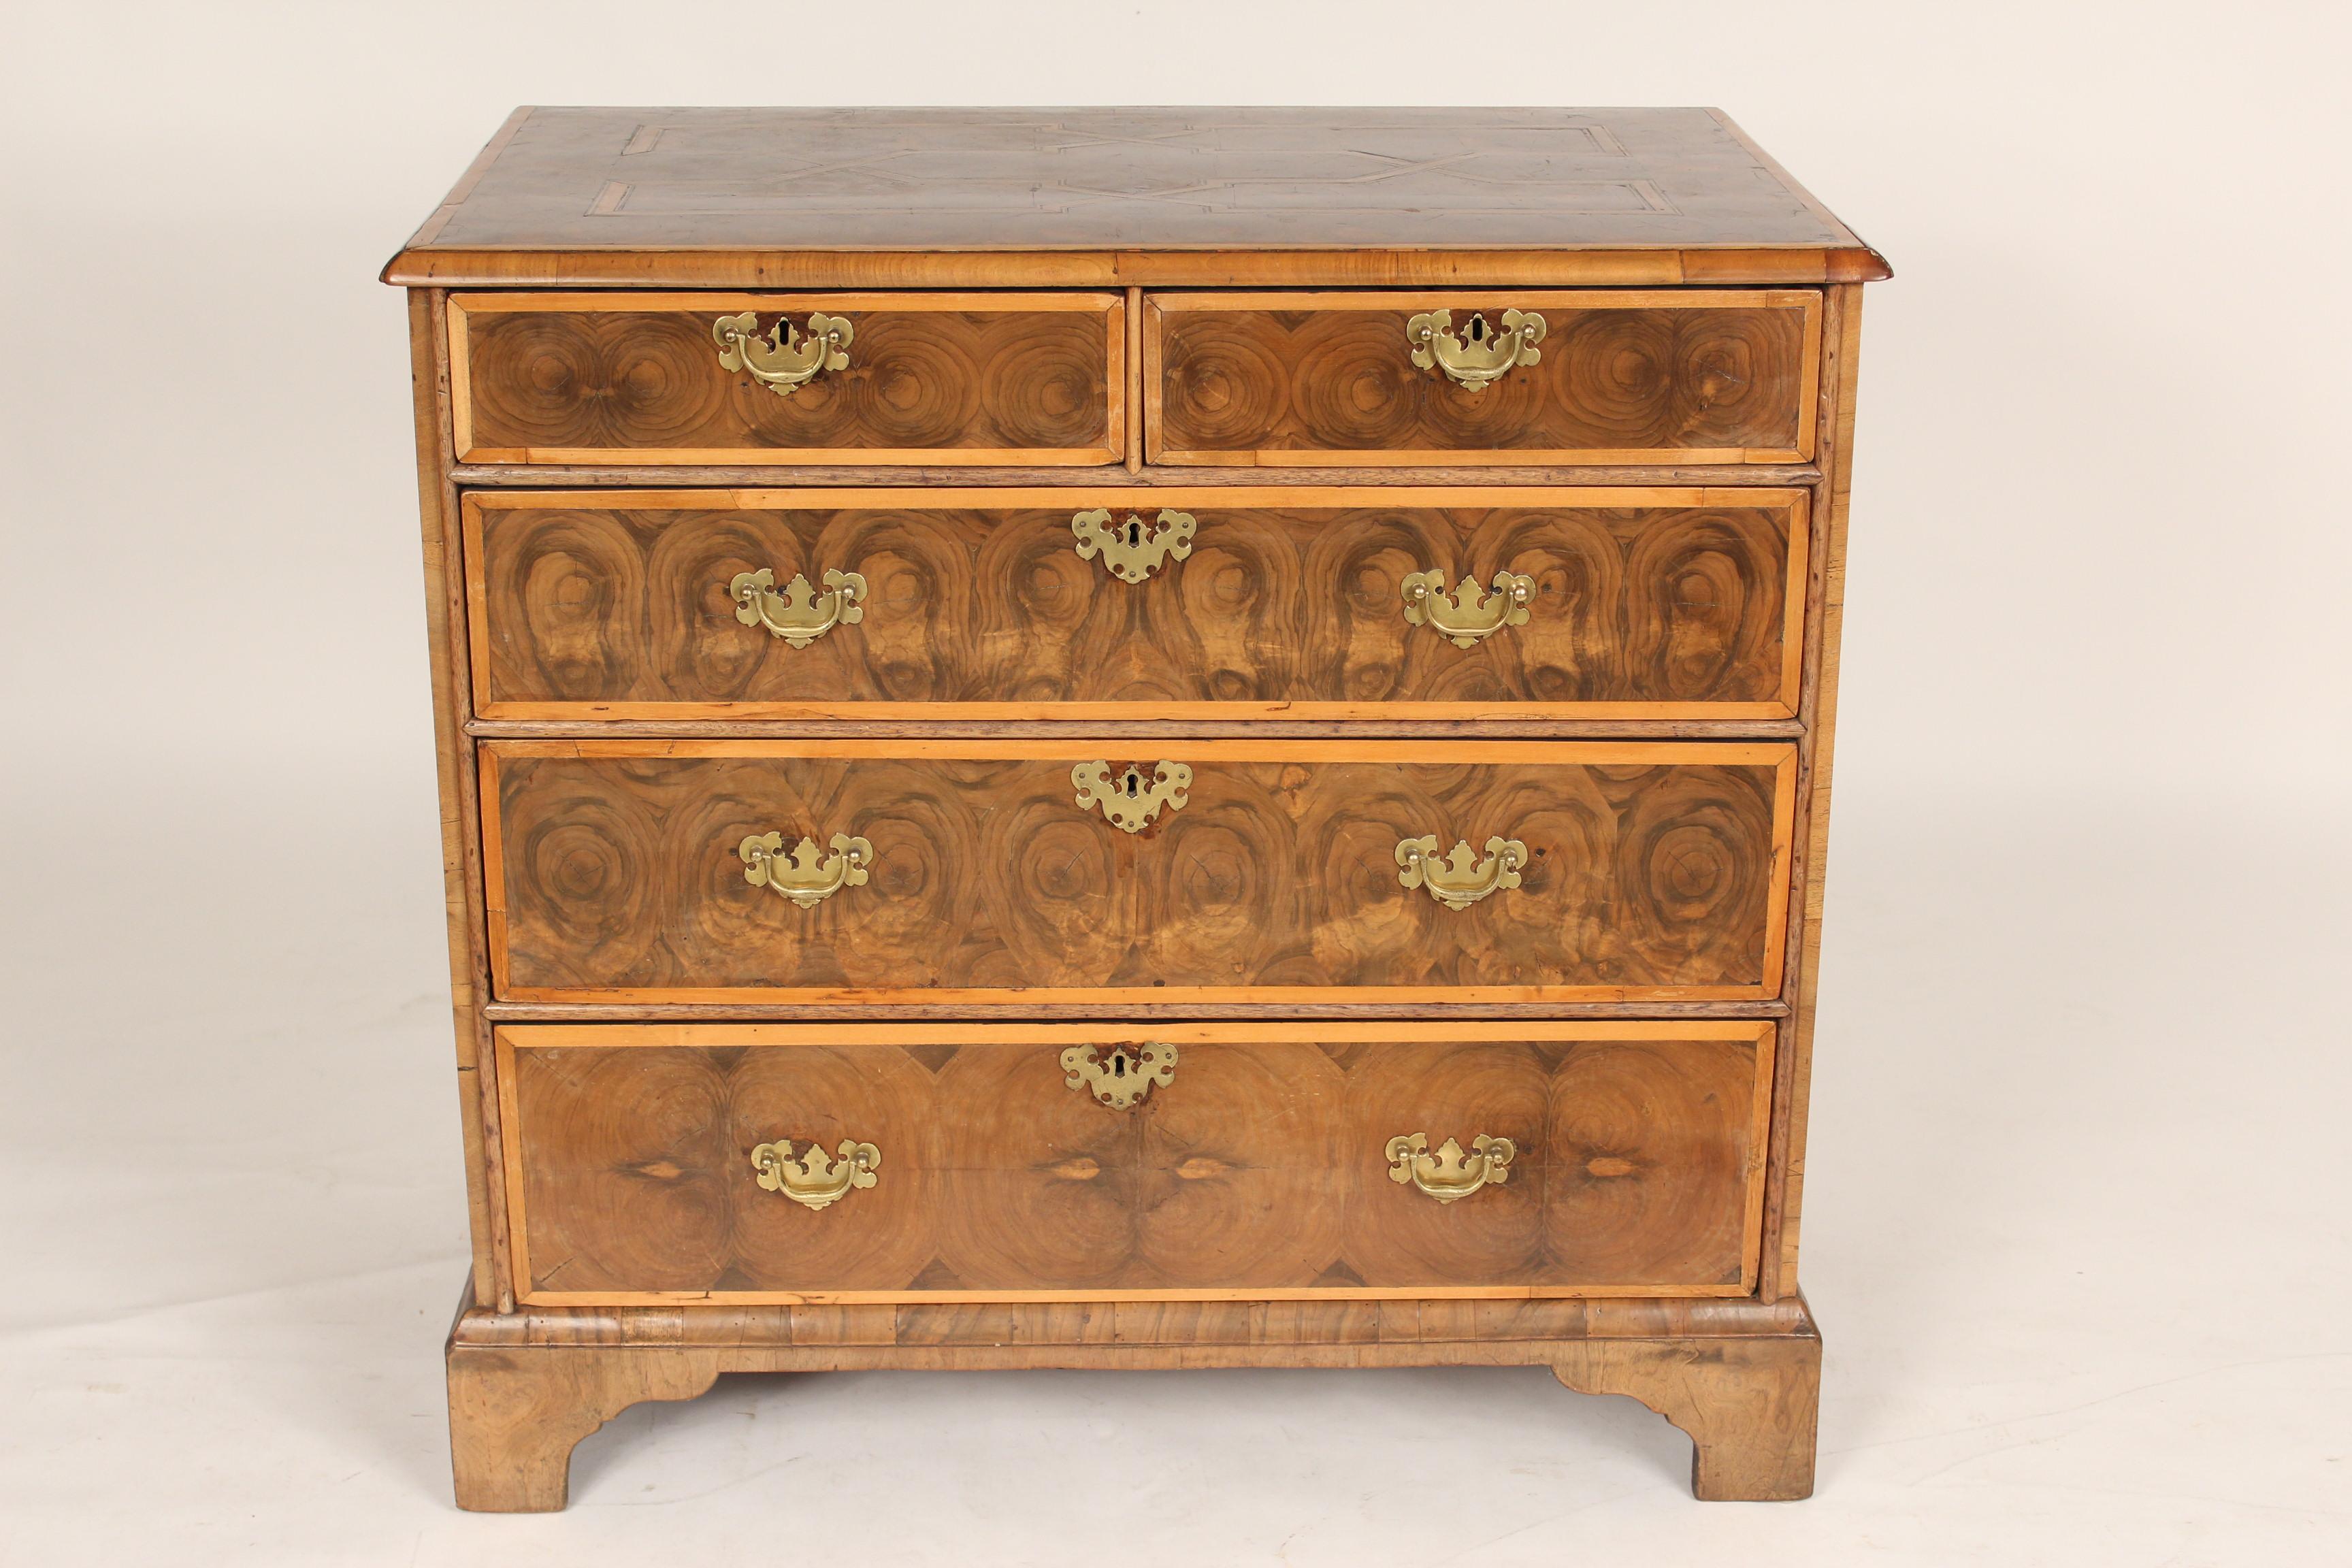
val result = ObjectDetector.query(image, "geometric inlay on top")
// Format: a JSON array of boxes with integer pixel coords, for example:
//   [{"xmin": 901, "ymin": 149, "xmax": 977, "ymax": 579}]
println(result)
[{"xmin": 411, "ymin": 105, "xmax": 1863, "ymax": 252}]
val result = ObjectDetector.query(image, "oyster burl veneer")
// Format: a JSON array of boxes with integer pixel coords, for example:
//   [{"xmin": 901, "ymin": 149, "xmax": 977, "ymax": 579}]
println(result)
[{"xmin": 387, "ymin": 105, "xmax": 1883, "ymax": 1511}]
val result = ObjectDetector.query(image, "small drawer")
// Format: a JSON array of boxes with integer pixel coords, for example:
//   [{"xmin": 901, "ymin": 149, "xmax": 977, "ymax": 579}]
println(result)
[
  {"xmin": 1145, "ymin": 290, "xmax": 1819, "ymax": 466},
  {"xmin": 497, "ymin": 1022, "xmax": 1776, "ymax": 1302},
  {"xmin": 463, "ymin": 486, "xmax": 1810, "ymax": 721},
  {"xmin": 479, "ymin": 739, "xmax": 1795, "ymax": 1006},
  {"xmin": 448, "ymin": 292, "xmax": 1125, "ymax": 465}
]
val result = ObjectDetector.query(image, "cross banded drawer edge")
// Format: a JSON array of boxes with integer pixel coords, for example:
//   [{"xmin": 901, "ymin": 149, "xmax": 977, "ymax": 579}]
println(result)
[
  {"xmin": 448, "ymin": 290, "xmax": 1127, "ymax": 466},
  {"xmin": 496, "ymin": 1020, "xmax": 1778, "ymax": 1305}
]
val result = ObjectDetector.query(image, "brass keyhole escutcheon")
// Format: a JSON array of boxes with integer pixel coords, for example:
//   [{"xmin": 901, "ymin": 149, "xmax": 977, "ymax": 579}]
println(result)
[
  {"xmin": 1061, "ymin": 1042, "xmax": 1177, "ymax": 1110},
  {"xmin": 1072, "ymin": 760, "xmax": 1192, "ymax": 833},
  {"xmin": 1071, "ymin": 507, "xmax": 1197, "ymax": 583}
]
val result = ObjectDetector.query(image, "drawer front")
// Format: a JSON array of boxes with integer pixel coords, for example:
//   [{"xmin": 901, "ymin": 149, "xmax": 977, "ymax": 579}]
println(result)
[
  {"xmin": 1146, "ymin": 290, "xmax": 1818, "ymax": 465},
  {"xmin": 497, "ymin": 1022, "xmax": 1774, "ymax": 1302},
  {"xmin": 466, "ymin": 487, "xmax": 1807, "ymax": 720},
  {"xmin": 481, "ymin": 740, "xmax": 1795, "ymax": 1004},
  {"xmin": 449, "ymin": 292, "xmax": 1124, "ymax": 464}
]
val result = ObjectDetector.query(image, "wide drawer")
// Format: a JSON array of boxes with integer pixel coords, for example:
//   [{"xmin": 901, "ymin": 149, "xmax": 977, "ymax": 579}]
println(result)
[
  {"xmin": 480, "ymin": 740, "xmax": 1795, "ymax": 1004},
  {"xmin": 448, "ymin": 291, "xmax": 1125, "ymax": 464},
  {"xmin": 497, "ymin": 1022, "xmax": 1776, "ymax": 1303},
  {"xmin": 1145, "ymin": 290, "xmax": 1819, "ymax": 465},
  {"xmin": 464, "ymin": 486, "xmax": 1809, "ymax": 720}
]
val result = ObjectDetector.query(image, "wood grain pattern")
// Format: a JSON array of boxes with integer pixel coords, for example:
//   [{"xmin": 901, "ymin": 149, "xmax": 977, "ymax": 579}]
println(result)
[
  {"xmin": 485, "ymin": 1000, "xmax": 1791, "ymax": 1024},
  {"xmin": 469, "ymin": 719, "xmax": 1806, "ymax": 743},
  {"xmin": 392, "ymin": 246, "xmax": 1888, "ymax": 291},
  {"xmin": 404, "ymin": 108, "xmax": 1870, "ymax": 252},
  {"xmin": 408, "ymin": 290, "xmax": 503, "ymax": 1309},
  {"xmin": 479, "ymin": 740, "xmax": 1796, "ymax": 1004},
  {"xmin": 447, "ymin": 1328, "xmax": 721, "ymax": 1512},
  {"xmin": 1763, "ymin": 281, "xmax": 1868, "ymax": 1299},
  {"xmin": 464, "ymin": 487, "xmax": 1807, "ymax": 720},
  {"xmin": 459, "ymin": 1279, "xmax": 1818, "ymax": 1345},
  {"xmin": 386, "ymin": 107, "xmax": 1891, "ymax": 291},
  {"xmin": 495, "ymin": 1022, "xmax": 1771, "ymax": 1301},
  {"xmin": 446, "ymin": 1286, "xmax": 1821, "ymax": 1507},
  {"xmin": 452, "ymin": 460, "xmax": 1825, "ymax": 489},
  {"xmin": 1147, "ymin": 291, "xmax": 1818, "ymax": 465},
  {"xmin": 393, "ymin": 108, "xmax": 1886, "ymax": 1514},
  {"xmin": 451, "ymin": 293, "xmax": 1122, "ymax": 464}
]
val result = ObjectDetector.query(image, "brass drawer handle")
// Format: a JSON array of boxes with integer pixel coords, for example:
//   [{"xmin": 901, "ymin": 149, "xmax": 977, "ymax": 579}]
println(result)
[
  {"xmin": 731, "ymin": 567, "xmax": 867, "ymax": 647},
  {"xmin": 1386, "ymin": 1133, "xmax": 1516, "ymax": 1203},
  {"xmin": 1399, "ymin": 569, "xmax": 1536, "ymax": 648},
  {"xmin": 740, "ymin": 832, "xmax": 872, "ymax": 908},
  {"xmin": 1405, "ymin": 308, "xmax": 1547, "ymax": 391},
  {"xmin": 713, "ymin": 310, "xmax": 853, "ymax": 397},
  {"xmin": 1396, "ymin": 835, "xmax": 1526, "ymax": 911},
  {"xmin": 1073, "ymin": 761, "xmax": 1192, "ymax": 833},
  {"xmin": 1072, "ymin": 507, "xmax": 1196, "ymax": 583},
  {"xmin": 1061, "ymin": 1042, "xmax": 1177, "ymax": 1109},
  {"xmin": 751, "ymin": 1137, "xmax": 881, "ymax": 1211}
]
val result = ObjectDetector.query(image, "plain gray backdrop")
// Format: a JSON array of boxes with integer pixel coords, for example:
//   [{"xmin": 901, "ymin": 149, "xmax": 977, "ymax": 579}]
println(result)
[{"xmin": 3, "ymin": 1, "xmax": 2347, "ymax": 1562}]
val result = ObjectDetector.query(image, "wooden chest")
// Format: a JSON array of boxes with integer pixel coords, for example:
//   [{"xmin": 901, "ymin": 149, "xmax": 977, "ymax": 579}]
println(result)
[{"xmin": 387, "ymin": 106, "xmax": 1884, "ymax": 1510}]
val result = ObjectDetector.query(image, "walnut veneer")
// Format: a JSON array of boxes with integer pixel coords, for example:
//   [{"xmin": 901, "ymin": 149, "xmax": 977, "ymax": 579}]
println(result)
[
  {"xmin": 1146, "ymin": 291, "xmax": 1819, "ymax": 464},
  {"xmin": 482, "ymin": 742, "xmax": 1792, "ymax": 1004},
  {"xmin": 500, "ymin": 1024, "xmax": 1773, "ymax": 1300},
  {"xmin": 466, "ymin": 489, "xmax": 1807, "ymax": 720},
  {"xmin": 390, "ymin": 105, "xmax": 1883, "ymax": 1512}
]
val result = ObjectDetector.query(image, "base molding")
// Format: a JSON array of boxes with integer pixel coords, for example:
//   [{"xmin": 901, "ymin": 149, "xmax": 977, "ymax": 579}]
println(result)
[{"xmin": 445, "ymin": 1289, "xmax": 1821, "ymax": 1510}]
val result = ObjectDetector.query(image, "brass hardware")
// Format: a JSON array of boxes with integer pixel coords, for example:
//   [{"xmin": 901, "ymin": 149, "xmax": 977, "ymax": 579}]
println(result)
[
  {"xmin": 1072, "ymin": 761, "xmax": 1192, "ymax": 834},
  {"xmin": 730, "ymin": 567, "xmax": 867, "ymax": 647},
  {"xmin": 1071, "ymin": 507, "xmax": 1197, "ymax": 583},
  {"xmin": 1405, "ymin": 308, "xmax": 1547, "ymax": 391},
  {"xmin": 1386, "ymin": 1133, "xmax": 1516, "ymax": 1203},
  {"xmin": 750, "ymin": 1137, "xmax": 881, "ymax": 1211},
  {"xmin": 1060, "ymin": 1042, "xmax": 1177, "ymax": 1110},
  {"xmin": 1396, "ymin": 835, "xmax": 1527, "ymax": 911},
  {"xmin": 713, "ymin": 310, "xmax": 853, "ymax": 397},
  {"xmin": 1399, "ymin": 570, "xmax": 1537, "ymax": 648},
  {"xmin": 740, "ymin": 832, "xmax": 872, "ymax": 908}
]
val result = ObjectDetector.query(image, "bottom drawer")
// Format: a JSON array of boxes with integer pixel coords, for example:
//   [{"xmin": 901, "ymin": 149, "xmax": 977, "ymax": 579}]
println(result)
[{"xmin": 498, "ymin": 1022, "xmax": 1775, "ymax": 1303}]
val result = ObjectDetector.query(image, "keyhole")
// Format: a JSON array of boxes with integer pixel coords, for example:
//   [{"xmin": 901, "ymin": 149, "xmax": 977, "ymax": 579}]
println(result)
[
  {"xmin": 1111, "ymin": 1053, "xmax": 1128, "ymax": 1079},
  {"xmin": 1466, "ymin": 313, "xmax": 1489, "ymax": 343},
  {"xmin": 1124, "ymin": 519, "xmax": 1143, "ymax": 546},
  {"xmin": 1120, "ymin": 768, "xmax": 1144, "ymax": 797}
]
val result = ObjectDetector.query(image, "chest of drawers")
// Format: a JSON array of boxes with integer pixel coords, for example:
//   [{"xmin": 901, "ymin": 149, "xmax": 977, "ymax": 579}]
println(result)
[{"xmin": 387, "ymin": 106, "xmax": 1884, "ymax": 1510}]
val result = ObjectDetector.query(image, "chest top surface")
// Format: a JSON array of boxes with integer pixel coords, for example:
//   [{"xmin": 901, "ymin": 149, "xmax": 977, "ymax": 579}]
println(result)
[{"xmin": 389, "ymin": 106, "xmax": 1884, "ymax": 285}]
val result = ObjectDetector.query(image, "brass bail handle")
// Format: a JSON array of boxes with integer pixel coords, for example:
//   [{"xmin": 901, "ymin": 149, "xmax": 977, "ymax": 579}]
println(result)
[
  {"xmin": 732, "ymin": 568, "xmax": 867, "ymax": 648},
  {"xmin": 1386, "ymin": 1133, "xmax": 1516, "ymax": 1203},
  {"xmin": 1405, "ymin": 308, "xmax": 1547, "ymax": 391},
  {"xmin": 750, "ymin": 1138, "xmax": 881, "ymax": 1211},
  {"xmin": 1399, "ymin": 570, "xmax": 1536, "ymax": 648},
  {"xmin": 713, "ymin": 310, "xmax": 853, "ymax": 397},
  {"xmin": 740, "ymin": 831, "xmax": 872, "ymax": 908},
  {"xmin": 1396, "ymin": 835, "xmax": 1527, "ymax": 911}
]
